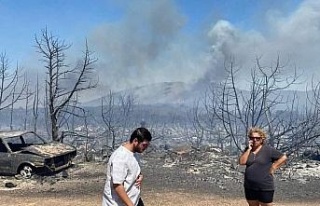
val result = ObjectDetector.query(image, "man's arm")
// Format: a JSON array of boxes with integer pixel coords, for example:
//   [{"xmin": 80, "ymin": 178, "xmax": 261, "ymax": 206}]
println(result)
[{"xmin": 113, "ymin": 184, "xmax": 134, "ymax": 206}]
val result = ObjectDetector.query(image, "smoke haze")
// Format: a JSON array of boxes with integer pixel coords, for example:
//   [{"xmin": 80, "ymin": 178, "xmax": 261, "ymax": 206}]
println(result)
[{"xmin": 84, "ymin": 0, "xmax": 320, "ymax": 96}]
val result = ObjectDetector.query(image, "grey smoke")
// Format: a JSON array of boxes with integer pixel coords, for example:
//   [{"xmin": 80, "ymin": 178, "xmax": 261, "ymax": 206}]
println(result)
[
  {"xmin": 25, "ymin": 0, "xmax": 320, "ymax": 103},
  {"xmin": 88, "ymin": 0, "xmax": 209, "ymax": 93}
]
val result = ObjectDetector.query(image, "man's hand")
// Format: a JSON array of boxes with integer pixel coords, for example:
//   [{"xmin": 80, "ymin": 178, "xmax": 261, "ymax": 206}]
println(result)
[{"xmin": 135, "ymin": 174, "xmax": 143, "ymax": 188}]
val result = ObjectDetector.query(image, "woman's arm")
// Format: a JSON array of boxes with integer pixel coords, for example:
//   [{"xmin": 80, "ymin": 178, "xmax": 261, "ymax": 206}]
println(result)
[
  {"xmin": 239, "ymin": 140, "xmax": 252, "ymax": 165},
  {"xmin": 239, "ymin": 148, "xmax": 251, "ymax": 165},
  {"xmin": 270, "ymin": 154, "xmax": 287, "ymax": 175}
]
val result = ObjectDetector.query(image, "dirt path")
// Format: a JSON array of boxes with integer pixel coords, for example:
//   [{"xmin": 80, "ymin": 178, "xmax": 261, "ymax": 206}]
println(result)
[
  {"xmin": 0, "ymin": 190, "xmax": 318, "ymax": 206},
  {"xmin": 0, "ymin": 195, "xmax": 100, "ymax": 206}
]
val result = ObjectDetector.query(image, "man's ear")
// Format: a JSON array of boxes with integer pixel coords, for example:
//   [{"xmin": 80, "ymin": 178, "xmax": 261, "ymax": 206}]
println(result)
[{"xmin": 133, "ymin": 138, "xmax": 139, "ymax": 144}]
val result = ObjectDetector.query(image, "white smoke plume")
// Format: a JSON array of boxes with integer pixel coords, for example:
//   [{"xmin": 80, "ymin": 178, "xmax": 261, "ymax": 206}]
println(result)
[{"xmin": 205, "ymin": 0, "xmax": 320, "ymax": 90}]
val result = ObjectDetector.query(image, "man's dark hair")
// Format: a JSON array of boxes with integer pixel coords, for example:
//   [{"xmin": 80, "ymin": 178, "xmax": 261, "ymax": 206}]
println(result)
[{"xmin": 129, "ymin": 127, "xmax": 152, "ymax": 143}]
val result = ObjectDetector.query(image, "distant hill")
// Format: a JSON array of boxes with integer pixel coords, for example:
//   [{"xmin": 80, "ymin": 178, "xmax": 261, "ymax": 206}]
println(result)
[
  {"xmin": 81, "ymin": 81, "xmax": 310, "ymax": 111},
  {"xmin": 81, "ymin": 81, "xmax": 203, "ymax": 107}
]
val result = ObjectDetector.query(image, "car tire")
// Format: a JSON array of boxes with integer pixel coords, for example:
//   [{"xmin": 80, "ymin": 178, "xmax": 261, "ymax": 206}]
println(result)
[{"xmin": 19, "ymin": 165, "xmax": 34, "ymax": 179}]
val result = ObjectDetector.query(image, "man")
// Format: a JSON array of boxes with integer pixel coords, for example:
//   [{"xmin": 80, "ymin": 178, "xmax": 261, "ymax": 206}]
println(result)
[{"xmin": 102, "ymin": 127, "xmax": 152, "ymax": 206}]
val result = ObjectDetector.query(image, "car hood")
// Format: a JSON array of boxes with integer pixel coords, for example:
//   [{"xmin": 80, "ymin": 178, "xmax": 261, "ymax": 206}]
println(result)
[{"xmin": 22, "ymin": 142, "xmax": 76, "ymax": 157}]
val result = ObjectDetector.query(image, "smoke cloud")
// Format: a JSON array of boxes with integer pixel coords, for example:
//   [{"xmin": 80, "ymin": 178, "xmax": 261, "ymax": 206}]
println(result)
[
  {"xmin": 205, "ymin": 0, "xmax": 320, "ymax": 89},
  {"xmin": 88, "ymin": 0, "xmax": 210, "ymax": 94},
  {"xmin": 82, "ymin": 0, "xmax": 320, "ymax": 99}
]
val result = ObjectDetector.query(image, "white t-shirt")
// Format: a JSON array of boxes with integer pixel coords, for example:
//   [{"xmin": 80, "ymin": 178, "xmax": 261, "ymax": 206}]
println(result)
[{"xmin": 102, "ymin": 145, "xmax": 141, "ymax": 206}]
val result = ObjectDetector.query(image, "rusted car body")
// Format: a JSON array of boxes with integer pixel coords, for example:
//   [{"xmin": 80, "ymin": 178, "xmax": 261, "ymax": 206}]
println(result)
[{"xmin": 0, "ymin": 130, "xmax": 76, "ymax": 178}]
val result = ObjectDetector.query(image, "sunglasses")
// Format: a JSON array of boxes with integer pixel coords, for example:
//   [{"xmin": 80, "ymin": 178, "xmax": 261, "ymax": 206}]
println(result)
[{"xmin": 249, "ymin": 136, "xmax": 262, "ymax": 141}]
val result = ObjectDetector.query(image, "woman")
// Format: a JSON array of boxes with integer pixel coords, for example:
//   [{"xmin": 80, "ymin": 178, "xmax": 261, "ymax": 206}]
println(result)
[{"xmin": 239, "ymin": 127, "xmax": 287, "ymax": 206}]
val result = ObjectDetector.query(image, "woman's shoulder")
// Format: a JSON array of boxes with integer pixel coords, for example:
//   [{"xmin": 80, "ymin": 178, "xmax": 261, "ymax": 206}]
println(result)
[
  {"xmin": 262, "ymin": 144, "xmax": 281, "ymax": 153},
  {"xmin": 263, "ymin": 144, "xmax": 271, "ymax": 148},
  {"xmin": 262, "ymin": 144, "xmax": 274, "ymax": 151}
]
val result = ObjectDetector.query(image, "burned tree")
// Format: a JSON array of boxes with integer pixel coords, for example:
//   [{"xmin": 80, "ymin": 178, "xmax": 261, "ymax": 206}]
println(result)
[
  {"xmin": 0, "ymin": 53, "xmax": 28, "ymax": 130},
  {"xmin": 35, "ymin": 28, "xmax": 97, "ymax": 141},
  {"xmin": 101, "ymin": 91, "xmax": 135, "ymax": 152},
  {"xmin": 196, "ymin": 56, "xmax": 320, "ymax": 155},
  {"xmin": 0, "ymin": 54, "xmax": 27, "ymax": 109}
]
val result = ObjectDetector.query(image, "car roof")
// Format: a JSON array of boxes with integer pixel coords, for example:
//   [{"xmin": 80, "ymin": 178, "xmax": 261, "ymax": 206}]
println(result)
[{"xmin": 0, "ymin": 130, "xmax": 34, "ymax": 139}]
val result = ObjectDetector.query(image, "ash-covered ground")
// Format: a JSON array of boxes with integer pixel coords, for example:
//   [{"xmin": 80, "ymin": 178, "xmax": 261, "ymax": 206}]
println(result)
[{"xmin": 0, "ymin": 149, "xmax": 319, "ymax": 205}]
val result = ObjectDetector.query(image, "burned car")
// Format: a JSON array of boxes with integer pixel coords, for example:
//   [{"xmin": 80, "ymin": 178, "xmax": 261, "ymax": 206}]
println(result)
[{"xmin": 0, "ymin": 130, "xmax": 76, "ymax": 178}]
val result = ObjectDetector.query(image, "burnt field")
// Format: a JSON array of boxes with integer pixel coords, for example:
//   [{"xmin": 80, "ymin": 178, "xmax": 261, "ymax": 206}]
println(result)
[{"xmin": 0, "ymin": 152, "xmax": 319, "ymax": 206}]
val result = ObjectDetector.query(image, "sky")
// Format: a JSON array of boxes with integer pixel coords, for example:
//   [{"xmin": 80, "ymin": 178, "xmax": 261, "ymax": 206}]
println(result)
[{"xmin": 1, "ymin": 0, "xmax": 319, "ymax": 101}]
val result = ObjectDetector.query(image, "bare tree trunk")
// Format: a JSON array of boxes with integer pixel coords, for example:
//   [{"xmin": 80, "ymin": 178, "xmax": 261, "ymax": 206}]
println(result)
[
  {"xmin": 10, "ymin": 89, "xmax": 15, "ymax": 130},
  {"xmin": 32, "ymin": 76, "xmax": 39, "ymax": 133},
  {"xmin": 24, "ymin": 80, "xmax": 31, "ymax": 130}
]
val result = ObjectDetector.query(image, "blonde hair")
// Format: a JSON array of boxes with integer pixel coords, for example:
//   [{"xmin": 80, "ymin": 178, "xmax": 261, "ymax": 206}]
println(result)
[{"xmin": 248, "ymin": 127, "xmax": 267, "ymax": 139}]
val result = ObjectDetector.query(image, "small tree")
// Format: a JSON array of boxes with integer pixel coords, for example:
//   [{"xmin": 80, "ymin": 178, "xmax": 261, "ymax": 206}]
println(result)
[
  {"xmin": 0, "ymin": 53, "xmax": 27, "ymax": 112},
  {"xmin": 101, "ymin": 91, "xmax": 134, "ymax": 152}
]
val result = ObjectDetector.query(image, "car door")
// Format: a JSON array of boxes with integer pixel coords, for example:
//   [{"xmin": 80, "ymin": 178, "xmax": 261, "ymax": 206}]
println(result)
[{"xmin": 0, "ymin": 140, "xmax": 12, "ymax": 175}]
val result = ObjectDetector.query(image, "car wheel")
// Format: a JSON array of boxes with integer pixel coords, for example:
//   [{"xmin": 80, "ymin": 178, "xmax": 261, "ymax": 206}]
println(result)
[{"xmin": 19, "ymin": 165, "xmax": 34, "ymax": 179}]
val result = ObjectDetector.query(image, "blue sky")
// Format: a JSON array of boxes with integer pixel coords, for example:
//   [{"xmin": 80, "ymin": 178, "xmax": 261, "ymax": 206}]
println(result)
[
  {"xmin": 0, "ymin": 0, "xmax": 301, "ymax": 60},
  {"xmin": 0, "ymin": 0, "xmax": 121, "ymax": 60},
  {"xmin": 2, "ymin": 0, "xmax": 319, "ymax": 100}
]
